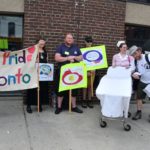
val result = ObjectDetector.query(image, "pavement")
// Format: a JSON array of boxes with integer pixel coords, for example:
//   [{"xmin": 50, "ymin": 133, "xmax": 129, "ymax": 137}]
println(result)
[{"xmin": 0, "ymin": 100, "xmax": 150, "ymax": 150}]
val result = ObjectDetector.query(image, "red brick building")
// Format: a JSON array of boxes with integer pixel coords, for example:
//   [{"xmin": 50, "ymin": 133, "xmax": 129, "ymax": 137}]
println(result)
[
  {"xmin": 0, "ymin": 0, "xmax": 150, "ymax": 100},
  {"xmin": 23, "ymin": 0, "xmax": 126, "ymax": 65}
]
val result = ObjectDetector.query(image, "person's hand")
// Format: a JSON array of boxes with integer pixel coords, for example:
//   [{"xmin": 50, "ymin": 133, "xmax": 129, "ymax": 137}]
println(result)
[
  {"xmin": 125, "ymin": 66, "xmax": 130, "ymax": 69},
  {"xmin": 67, "ymin": 56, "xmax": 75, "ymax": 62},
  {"xmin": 87, "ymin": 71, "xmax": 95, "ymax": 76},
  {"xmin": 87, "ymin": 72, "xmax": 91, "ymax": 76},
  {"xmin": 112, "ymin": 65, "xmax": 116, "ymax": 68},
  {"xmin": 132, "ymin": 72, "xmax": 140, "ymax": 79}
]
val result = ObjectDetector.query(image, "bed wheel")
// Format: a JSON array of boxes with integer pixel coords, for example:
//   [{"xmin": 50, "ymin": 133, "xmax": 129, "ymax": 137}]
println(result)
[
  {"xmin": 124, "ymin": 124, "xmax": 131, "ymax": 131},
  {"xmin": 100, "ymin": 120, "xmax": 107, "ymax": 128}
]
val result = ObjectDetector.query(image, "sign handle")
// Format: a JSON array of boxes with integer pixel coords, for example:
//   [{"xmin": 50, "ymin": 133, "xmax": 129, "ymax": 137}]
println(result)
[
  {"xmin": 69, "ymin": 90, "xmax": 72, "ymax": 113},
  {"xmin": 90, "ymin": 71, "xmax": 94, "ymax": 97},
  {"xmin": 37, "ymin": 47, "xmax": 40, "ymax": 113}
]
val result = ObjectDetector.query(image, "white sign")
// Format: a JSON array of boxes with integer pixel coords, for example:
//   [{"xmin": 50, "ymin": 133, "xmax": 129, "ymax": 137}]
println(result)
[
  {"xmin": 0, "ymin": 46, "xmax": 38, "ymax": 91},
  {"xmin": 37, "ymin": 63, "xmax": 54, "ymax": 81},
  {"xmin": 143, "ymin": 84, "xmax": 150, "ymax": 97}
]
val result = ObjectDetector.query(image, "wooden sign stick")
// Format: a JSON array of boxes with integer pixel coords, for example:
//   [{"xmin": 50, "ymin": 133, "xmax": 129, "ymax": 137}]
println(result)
[
  {"xmin": 91, "ymin": 71, "xmax": 94, "ymax": 97},
  {"xmin": 69, "ymin": 90, "xmax": 72, "ymax": 113},
  {"xmin": 37, "ymin": 47, "xmax": 40, "ymax": 113}
]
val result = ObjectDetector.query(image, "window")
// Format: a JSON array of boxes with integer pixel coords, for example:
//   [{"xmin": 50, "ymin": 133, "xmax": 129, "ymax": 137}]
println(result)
[
  {"xmin": 0, "ymin": 16, "xmax": 23, "ymax": 97},
  {"xmin": 8, "ymin": 22, "xmax": 15, "ymax": 37},
  {"xmin": 0, "ymin": 15, "xmax": 23, "ymax": 51},
  {"xmin": 125, "ymin": 25, "xmax": 150, "ymax": 51}
]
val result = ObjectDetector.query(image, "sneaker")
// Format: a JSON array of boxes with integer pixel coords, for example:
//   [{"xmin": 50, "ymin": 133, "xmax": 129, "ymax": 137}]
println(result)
[
  {"xmin": 148, "ymin": 115, "xmax": 150, "ymax": 122},
  {"xmin": 81, "ymin": 101, "xmax": 87, "ymax": 108},
  {"xmin": 132, "ymin": 111, "xmax": 142, "ymax": 120},
  {"xmin": 26, "ymin": 105, "xmax": 32, "ymax": 114},
  {"xmin": 55, "ymin": 108, "xmax": 62, "ymax": 114},
  {"xmin": 87, "ymin": 101, "xmax": 94, "ymax": 109},
  {"xmin": 72, "ymin": 107, "xmax": 83, "ymax": 113}
]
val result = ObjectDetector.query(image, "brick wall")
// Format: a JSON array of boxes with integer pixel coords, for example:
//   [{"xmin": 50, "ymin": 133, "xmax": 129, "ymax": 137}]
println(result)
[
  {"xmin": 24, "ymin": 0, "xmax": 126, "ymax": 63},
  {"xmin": 24, "ymin": 0, "xmax": 126, "ymax": 101}
]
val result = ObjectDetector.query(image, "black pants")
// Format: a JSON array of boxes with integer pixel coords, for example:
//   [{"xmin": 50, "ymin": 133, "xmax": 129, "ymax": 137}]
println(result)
[
  {"xmin": 26, "ymin": 82, "xmax": 49, "ymax": 106},
  {"xmin": 55, "ymin": 69, "xmax": 78, "ymax": 97},
  {"xmin": 132, "ymin": 78, "xmax": 140, "ymax": 91},
  {"xmin": 54, "ymin": 69, "xmax": 78, "ymax": 109}
]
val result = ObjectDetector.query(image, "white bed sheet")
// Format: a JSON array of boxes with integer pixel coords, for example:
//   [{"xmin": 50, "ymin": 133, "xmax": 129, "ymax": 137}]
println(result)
[{"xmin": 96, "ymin": 67, "xmax": 132, "ymax": 118}]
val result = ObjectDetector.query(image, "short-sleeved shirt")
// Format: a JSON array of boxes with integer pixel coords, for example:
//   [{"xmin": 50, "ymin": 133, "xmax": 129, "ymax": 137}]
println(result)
[
  {"xmin": 112, "ymin": 53, "xmax": 133, "ymax": 67},
  {"xmin": 55, "ymin": 43, "xmax": 82, "ymax": 68},
  {"xmin": 112, "ymin": 53, "xmax": 135, "ymax": 71},
  {"xmin": 137, "ymin": 54, "xmax": 150, "ymax": 84}
]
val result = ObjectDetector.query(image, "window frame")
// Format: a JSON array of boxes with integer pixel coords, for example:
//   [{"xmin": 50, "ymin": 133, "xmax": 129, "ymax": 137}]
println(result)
[
  {"xmin": 0, "ymin": 14, "xmax": 24, "ymax": 51},
  {"xmin": 125, "ymin": 24, "xmax": 150, "ymax": 49},
  {"xmin": 127, "ymin": 0, "xmax": 150, "ymax": 5}
]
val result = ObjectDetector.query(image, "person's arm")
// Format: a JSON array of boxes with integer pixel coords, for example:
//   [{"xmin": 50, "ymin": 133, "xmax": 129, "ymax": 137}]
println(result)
[
  {"xmin": 74, "ymin": 46, "xmax": 83, "ymax": 62},
  {"xmin": 74, "ymin": 55, "xmax": 83, "ymax": 61},
  {"xmin": 55, "ymin": 53, "xmax": 75, "ymax": 62},
  {"xmin": 112, "ymin": 55, "xmax": 116, "ymax": 67},
  {"xmin": 46, "ymin": 52, "xmax": 48, "ymax": 62},
  {"xmin": 148, "ymin": 54, "xmax": 150, "ymax": 65},
  {"xmin": 132, "ymin": 72, "xmax": 141, "ymax": 80},
  {"xmin": 55, "ymin": 45, "xmax": 68, "ymax": 62},
  {"xmin": 129, "ymin": 56, "xmax": 135, "ymax": 72},
  {"xmin": 47, "ymin": 55, "xmax": 48, "ymax": 62},
  {"xmin": 55, "ymin": 53, "xmax": 68, "ymax": 62}
]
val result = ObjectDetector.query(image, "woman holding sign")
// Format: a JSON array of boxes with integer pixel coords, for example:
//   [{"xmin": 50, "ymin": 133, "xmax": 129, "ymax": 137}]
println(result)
[
  {"xmin": 82, "ymin": 36, "xmax": 95, "ymax": 108},
  {"xmin": 26, "ymin": 37, "xmax": 49, "ymax": 113}
]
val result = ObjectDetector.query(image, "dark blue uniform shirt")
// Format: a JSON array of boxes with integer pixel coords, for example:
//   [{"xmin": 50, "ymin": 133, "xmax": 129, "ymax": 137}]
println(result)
[{"xmin": 56, "ymin": 43, "xmax": 82, "ymax": 68}]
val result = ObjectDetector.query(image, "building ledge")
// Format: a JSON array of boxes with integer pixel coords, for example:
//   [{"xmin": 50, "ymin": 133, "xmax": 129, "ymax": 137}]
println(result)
[{"xmin": 125, "ymin": 2, "xmax": 150, "ymax": 26}]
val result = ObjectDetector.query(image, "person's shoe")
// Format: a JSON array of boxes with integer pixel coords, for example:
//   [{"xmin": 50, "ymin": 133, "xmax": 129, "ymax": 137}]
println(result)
[
  {"xmin": 72, "ymin": 107, "xmax": 83, "ymax": 113},
  {"xmin": 87, "ymin": 101, "xmax": 94, "ymax": 108},
  {"xmin": 39, "ymin": 106, "xmax": 43, "ymax": 112},
  {"xmin": 26, "ymin": 105, "xmax": 32, "ymax": 113},
  {"xmin": 148, "ymin": 115, "xmax": 150, "ymax": 122},
  {"xmin": 142, "ymin": 101, "xmax": 146, "ymax": 104},
  {"xmin": 55, "ymin": 108, "xmax": 62, "ymax": 114},
  {"xmin": 81, "ymin": 101, "xmax": 87, "ymax": 108},
  {"xmin": 132, "ymin": 111, "xmax": 142, "ymax": 120}
]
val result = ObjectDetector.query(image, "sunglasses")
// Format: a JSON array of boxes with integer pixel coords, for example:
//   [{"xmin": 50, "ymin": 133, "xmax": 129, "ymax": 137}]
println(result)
[{"xmin": 86, "ymin": 40, "xmax": 93, "ymax": 43}]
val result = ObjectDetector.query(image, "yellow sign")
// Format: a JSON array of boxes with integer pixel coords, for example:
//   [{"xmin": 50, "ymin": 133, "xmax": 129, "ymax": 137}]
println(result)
[
  {"xmin": 80, "ymin": 45, "xmax": 108, "ymax": 71},
  {"xmin": 59, "ymin": 62, "xmax": 87, "ymax": 92}
]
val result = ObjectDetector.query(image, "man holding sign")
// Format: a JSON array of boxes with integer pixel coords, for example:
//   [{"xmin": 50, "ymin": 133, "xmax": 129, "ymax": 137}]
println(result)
[{"xmin": 54, "ymin": 33, "xmax": 83, "ymax": 114}]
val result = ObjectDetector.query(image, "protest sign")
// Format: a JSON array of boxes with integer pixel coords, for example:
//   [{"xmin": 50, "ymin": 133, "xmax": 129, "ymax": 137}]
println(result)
[
  {"xmin": 80, "ymin": 45, "xmax": 108, "ymax": 71},
  {"xmin": 59, "ymin": 62, "xmax": 87, "ymax": 92},
  {"xmin": 0, "ymin": 45, "xmax": 38, "ymax": 91}
]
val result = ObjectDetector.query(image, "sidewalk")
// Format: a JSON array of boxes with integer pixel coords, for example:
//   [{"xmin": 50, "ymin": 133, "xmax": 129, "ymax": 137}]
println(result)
[{"xmin": 0, "ymin": 100, "xmax": 150, "ymax": 150}]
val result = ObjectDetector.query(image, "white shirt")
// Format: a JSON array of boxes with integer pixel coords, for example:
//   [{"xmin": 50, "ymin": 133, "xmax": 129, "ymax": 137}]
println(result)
[{"xmin": 137, "ymin": 54, "xmax": 150, "ymax": 84}]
